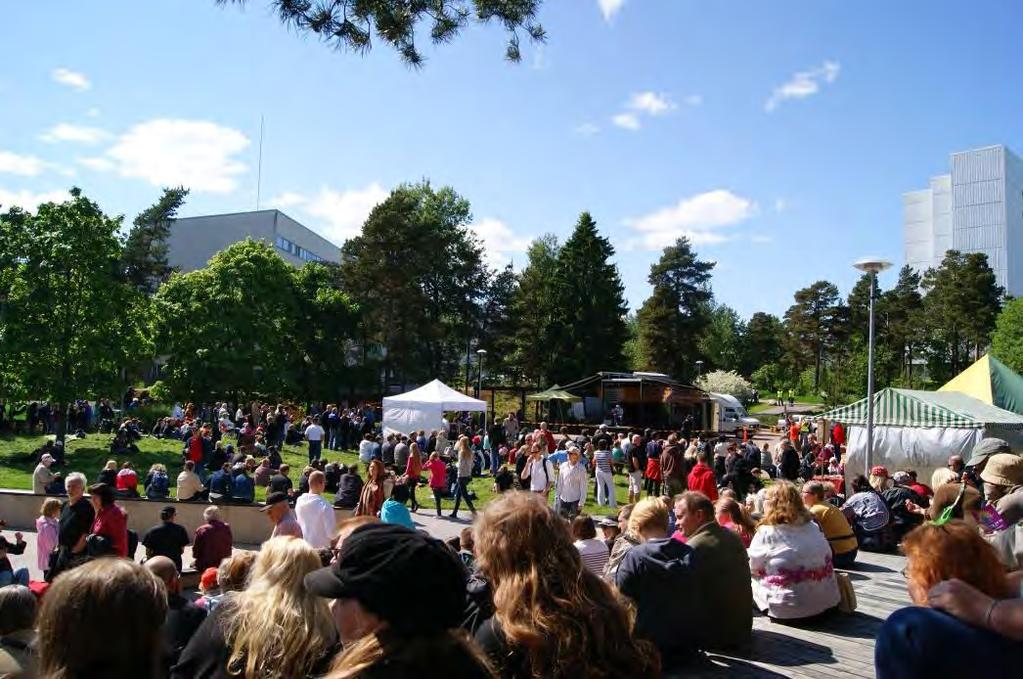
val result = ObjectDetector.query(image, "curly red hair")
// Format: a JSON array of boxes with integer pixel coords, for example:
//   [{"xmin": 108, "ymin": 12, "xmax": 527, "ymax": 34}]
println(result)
[{"xmin": 902, "ymin": 520, "xmax": 1011, "ymax": 599}]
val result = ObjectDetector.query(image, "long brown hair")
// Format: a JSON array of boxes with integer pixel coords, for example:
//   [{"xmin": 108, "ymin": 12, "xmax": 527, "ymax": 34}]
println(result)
[
  {"xmin": 37, "ymin": 558, "xmax": 167, "ymax": 678},
  {"xmin": 474, "ymin": 492, "xmax": 659, "ymax": 679}
]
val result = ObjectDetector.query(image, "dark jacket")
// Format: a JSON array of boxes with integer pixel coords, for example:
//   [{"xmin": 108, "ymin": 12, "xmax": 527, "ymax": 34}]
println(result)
[
  {"xmin": 334, "ymin": 473, "xmax": 363, "ymax": 509},
  {"xmin": 685, "ymin": 522, "xmax": 753, "ymax": 650},
  {"xmin": 615, "ymin": 537, "xmax": 701, "ymax": 669},
  {"xmin": 162, "ymin": 593, "xmax": 207, "ymax": 672}
]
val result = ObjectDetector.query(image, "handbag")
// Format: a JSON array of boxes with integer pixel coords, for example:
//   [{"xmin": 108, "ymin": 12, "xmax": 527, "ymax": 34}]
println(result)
[{"xmin": 836, "ymin": 571, "xmax": 857, "ymax": 613}]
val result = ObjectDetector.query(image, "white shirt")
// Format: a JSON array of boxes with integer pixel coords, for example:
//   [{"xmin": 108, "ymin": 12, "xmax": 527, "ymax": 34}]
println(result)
[
  {"xmin": 295, "ymin": 492, "xmax": 337, "ymax": 549},
  {"xmin": 359, "ymin": 439, "xmax": 375, "ymax": 463},
  {"xmin": 176, "ymin": 470, "xmax": 204, "ymax": 501},
  {"xmin": 748, "ymin": 521, "xmax": 840, "ymax": 619},
  {"xmin": 524, "ymin": 457, "xmax": 554, "ymax": 492},
  {"xmin": 575, "ymin": 538, "xmax": 610, "ymax": 576},
  {"xmin": 556, "ymin": 461, "xmax": 588, "ymax": 503},
  {"xmin": 305, "ymin": 424, "xmax": 324, "ymax": 442},
  {"xmin": 714, "ymin": 441, "xmax": 729, "ymax": 458}
]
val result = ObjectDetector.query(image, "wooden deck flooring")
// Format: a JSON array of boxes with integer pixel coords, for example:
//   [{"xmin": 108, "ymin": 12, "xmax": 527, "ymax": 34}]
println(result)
[{"xmin": 687, "ymin": 551, "xmax": 909, "ymax": 678}]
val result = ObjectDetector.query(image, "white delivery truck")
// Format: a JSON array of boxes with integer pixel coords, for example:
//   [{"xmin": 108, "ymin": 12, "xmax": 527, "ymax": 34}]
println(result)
[{"xmin": 709, "ymin": 392, "xmax": 761, "ymax": 435}]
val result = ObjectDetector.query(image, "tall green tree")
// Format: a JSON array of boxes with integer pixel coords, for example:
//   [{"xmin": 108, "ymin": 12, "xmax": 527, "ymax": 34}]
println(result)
[
  {"xmin": 883, "ymin": 265, "xmax": 924, "ymax": 385},
  {"xmin": 549, "ymin": 212, "xmax": 628, "ymax": 383},
  {"xmin": 121, "ymin": 186, "xmax": 189, "ymax": 294},
  {"xmin": 992, "ymin": 297, "xmax": 1023, "ymax": 374},
  {"xmin": 155, "ymin": 240, "xmax": 300, "ymax": 401},
  {"xmin": 846, "ymin": 273, "xmax": 874, "ymax": 345},
  {"xmin": 740, "ymin": 311, "xmax": 784, "ymax": 376},
  {"xmin": 698, "ymin": 304, "xmax": 744, "ymax": 373},
  {"xmin": 339, "ymin": 181, "xmax": 487, "ymax": 387},
  {"xmin": 635, "ymin": 236, "xmax": 715, "ymax": 382},
  {"xmin": 921, "ymin": 250, "xmax": 1003, "ymax": 382},
  {"xmin": 218, "ymin": 0, "xmax": 545, "ymax": 64},
  {"xmin": 508, "ymin": 234, "xmax": 562, "ymax": 386},
  {"xmin": 478, "ymin": 264, "xmax": 519, "ymax": 382},
  {"xmin": 783, "ymin": 280, "xmax": 842, "ymax": 389},
  {"xmin": 0, "ymin": 189, "xmax": 153, "ymax": 440}
]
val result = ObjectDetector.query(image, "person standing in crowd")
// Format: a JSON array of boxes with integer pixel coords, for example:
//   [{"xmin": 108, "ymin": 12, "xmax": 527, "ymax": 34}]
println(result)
[
  {"xmin": 262, "ymin": 491, "xmax": 303, "ymax": 540},
  {"xmin": 52, "ymin": 471, "xmax": 94, "ymax": 579},
  {"xmin": 521, "ymin": 443, "xmax": 554, "ymax": 498},
  {"xmin": 554, "ymin": 447, "xmax": 588, "ymax": 519},
  {"xmin": 33, "ymin": 452, "xmax": 60, "ymax": 494},
  {"xmin": 146, "ymin": 555, "xmax": 208, "ymax": 672},
  {"xmin": 177, "ymin": 460, "xmax": 205, "ymax": 501},
  {"xmin": 88, "ymin": 482, "xmax": 129, "ymax": 557},
  {"xmin": 404, "ymin": 440, "xmax": 423, "ymax": 512},
  {"xmin": 687, "ymin": 450, "xmax": 718, "ymax": 502},
  {"xmin": 393, "ymin": 435, "xmax": 411, "ymax": 472},
  {"xmin": 304, "ymin": 416, "xmax": 325, "ymax": 464},
  {"xmin": 425, "ymin": 452, "xmax": 448, "ymax": 517},
  {"xmin": 749, "ymin": 482, "xmax": 840, "ymax": 620},
  {"xmin": 304, "ymin": 523, "xmax": 492, "ymax": 678},
  {"xmin": 674, "ymin": 491, "xmax": 753, "ymax": 651},
  {"xmin": 659, "ymin": 434, "xmax": 687, "ymax": 498},
  {"xmin": 615, "ymin": 497, "xmax": 701, "ymax": 671},
  {"xmin": 503, "ymin": 412, "xmax": 519, "ymax": 445},
  {"xmin": 35, "ymin": 497, "xmax": 61, "ymax": 579},
  {"xmin": 571, "ymin": 514, "xmax": 610, "ymax": 576},
  {"xmin": 0, "ymin": 584, "xmax": 37, "ymax": 677},
  {"xmin": 192, "ymin": 506, "xmax": 234, "ymax": 573},
  {"xmin": 875, "ymin": 520, "xmax": 1022, "ymax": 678},
  {"xmin": 802, "ymin": 480, "xmax": 858, "ymax": 568},
  {"xmin": 173, "ymin": 536, "xmax": 338, "ymax": 679},
  {"xmin": 296, "ymin": 471, "xmax": 337, "ymax": 550},
  {"xmin": 356, "ymin": 459, "xmax": 387, "ymax": 518},
  {"xmin": 358, "ymin": 434, "xmax": 376, "ymax": 470},
  {"xmin": 450, "ymin": 437, "xmax": 477, "ymax": 519},
  {"xmin": 473, "ymin": 492, "xmax": 660, "ymax": 679},
  {"xmin": 143, "ymin": 506, "xmax": 191, "ymax": 572},
  {"xmin": 593, "ymin": 439, "xmax": 617, "ymax": 509},
  {"xmin": 37, "ymin": 558, "xmax": 168, "ymax": 678}
]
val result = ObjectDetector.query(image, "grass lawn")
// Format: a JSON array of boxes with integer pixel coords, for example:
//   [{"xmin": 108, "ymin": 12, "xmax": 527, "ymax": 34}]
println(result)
[{"xmin": 0, "ymin": 434, "xmax": 632, "ymax": 516}]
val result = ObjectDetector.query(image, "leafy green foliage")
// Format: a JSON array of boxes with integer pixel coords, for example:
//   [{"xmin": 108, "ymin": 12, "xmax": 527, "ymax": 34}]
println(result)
[
  {"xmin": 782, "ymin": 280, "xmax": 842, "ymax": 389},
  {"xmin": 740, "ymin": 312, "xmax": 783, "ymax": 376},
  {"xmin": 121, "ymin": 186, "xmax": 189, "ymax": 294},
  {"xmin": 508, "ymin": 234, "xmax": 562, "ymax": 386},
  {"xmin": 992, "ymin": 297, "xmax": 1023, "ymax": 374},
  {"xmin": 698, "ymin": 304, "xmax": 743, "ymax": 373},
  {"xmin": 216, "ymin": 0, "xmax": 546, "ymax": 65}
]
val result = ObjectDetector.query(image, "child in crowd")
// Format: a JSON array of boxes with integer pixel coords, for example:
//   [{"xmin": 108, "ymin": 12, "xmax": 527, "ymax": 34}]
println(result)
[
  {"xmin": 36, "ymin": 497, "xmax": 62, "ymax": 579},
  {"xmin": 194, "ymin": 567, "xmax": 222, "ymax": 611}
]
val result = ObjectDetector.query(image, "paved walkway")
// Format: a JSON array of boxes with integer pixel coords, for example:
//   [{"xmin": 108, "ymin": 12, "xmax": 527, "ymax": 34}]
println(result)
[{"xmin": 756, "ymin": 403, "xmax": 826, "ymax": 416}]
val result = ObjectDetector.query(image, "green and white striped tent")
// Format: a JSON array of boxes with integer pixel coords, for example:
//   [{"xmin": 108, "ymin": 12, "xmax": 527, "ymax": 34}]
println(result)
[
  {"xmin": 819, "ymin": 388, "xmax": 1023, "ymax": 477},
  {"xmin": 818, "ymin": 388, "xmax": 1023, "ymax": 429}
]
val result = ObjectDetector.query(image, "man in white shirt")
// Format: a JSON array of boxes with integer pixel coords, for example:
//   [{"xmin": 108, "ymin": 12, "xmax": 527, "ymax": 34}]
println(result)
[
  {"xmin": 503, "ymin": 413, "xmax": 519, "ymax": 443},
  {"xmin": 294, "ymin": 471, "xmax": 336, "ymax": 549},
  {"xmin": 555, "ymin": 447, "xmax": 588, "ymax": 519},
  {"xmin": 176, "ymin": 460, "xmax": 204, "ymax": 501},
  {"xmin": 305, "ymin": 416, "xmax": 325, "ymax": 463},
  {"xmin": 520, "ymin": 444, "xmax": 554, "ymax": 496},
  {"xmin": 32, "ymin": 453, "xmax": 59, "ymax": 494}
]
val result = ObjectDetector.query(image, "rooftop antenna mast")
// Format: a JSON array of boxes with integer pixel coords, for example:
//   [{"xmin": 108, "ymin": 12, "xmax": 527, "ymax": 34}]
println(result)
[{"xmin": 255, "ymin": 114, "xmax": 264, "ymax": 210}]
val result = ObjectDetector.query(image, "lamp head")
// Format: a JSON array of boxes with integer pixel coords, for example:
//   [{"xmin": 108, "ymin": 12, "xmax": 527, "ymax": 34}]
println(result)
[{"xmin": 853, "ymin": 258, "xmax": 893, "ymax": 274}]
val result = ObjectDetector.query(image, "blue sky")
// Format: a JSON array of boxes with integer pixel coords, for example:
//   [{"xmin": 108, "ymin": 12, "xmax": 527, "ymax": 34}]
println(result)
[{"xmin": 2, "ymin": 0, "xmax": 1022, "ymax": 318}]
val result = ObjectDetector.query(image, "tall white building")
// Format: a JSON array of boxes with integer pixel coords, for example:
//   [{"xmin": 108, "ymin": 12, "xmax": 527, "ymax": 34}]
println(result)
[{"xmin": 903, "ymin": 144, "xmax": 1023, "ymax": 296}]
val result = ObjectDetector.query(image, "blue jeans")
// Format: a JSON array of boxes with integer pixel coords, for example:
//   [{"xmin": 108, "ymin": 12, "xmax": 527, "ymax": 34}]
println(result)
[
  {"xmin": 490, "ymin": 449, "xmax": 501, "ymax": 475},
  {"xmin": 0, "ymin": 568, "xmax": 30, "ymax": 587},
  {"xmin": 451, "ymin": 477, "xmax": 476, "ymax": 515},
  {"xmin": 876, "ymin": 606, "xmax": 1023, "ymax": 679}
]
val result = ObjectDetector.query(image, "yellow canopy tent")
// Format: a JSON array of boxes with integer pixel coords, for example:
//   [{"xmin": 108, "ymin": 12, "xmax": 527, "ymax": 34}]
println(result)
[{"xmin": 939, "ymin": 354, "xmax": 1023, "ymax": 417}]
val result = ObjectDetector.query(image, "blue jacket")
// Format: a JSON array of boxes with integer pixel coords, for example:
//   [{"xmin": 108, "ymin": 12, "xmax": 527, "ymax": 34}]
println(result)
[
  {"xmin": 208, "ymin": 470, "xmax": 232, "ymax": 498},
  {"xmin": 232, "ymin": 473, "xmax": 254, "ymax": 503}
]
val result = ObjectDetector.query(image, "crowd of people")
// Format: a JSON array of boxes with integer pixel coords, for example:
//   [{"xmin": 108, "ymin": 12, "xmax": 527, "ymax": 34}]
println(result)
[{"xmin": 3, "ymin": 399, "xmax": 1023, "ymax": 677}]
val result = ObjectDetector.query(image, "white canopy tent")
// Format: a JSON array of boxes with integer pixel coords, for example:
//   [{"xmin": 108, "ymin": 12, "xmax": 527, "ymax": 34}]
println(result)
[{"xmin": 382, "ymin": 379, "xmax": 487, "ymax": 435}]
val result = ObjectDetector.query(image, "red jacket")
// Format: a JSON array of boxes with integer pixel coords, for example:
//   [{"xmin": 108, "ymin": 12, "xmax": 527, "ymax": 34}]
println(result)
[
  {"xmin": 188, "ymin": 435, "xmax": 204, "ymax": 463},
  {"xmin": 687, "ymin": 462, "xmax": 718, "ymax": 502},
  {"xmin": 92, "ymin": 504, "xmax": 129, "ymax": 557}
]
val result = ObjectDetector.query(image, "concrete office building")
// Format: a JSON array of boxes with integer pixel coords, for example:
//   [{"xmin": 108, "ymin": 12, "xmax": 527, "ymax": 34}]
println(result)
[
  {"xmin": 904, "ymin": 144, "xmax": 1023, "ymax": 296},
  {"xmin": 167, "ymin": 209, "xmax": 340, "ymax": 273}
]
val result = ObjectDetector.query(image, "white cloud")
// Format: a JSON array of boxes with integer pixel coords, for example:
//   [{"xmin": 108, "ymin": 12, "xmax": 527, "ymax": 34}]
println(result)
[
  {"xmin": 624, "ymin": 189, "xmax": 756, "ymax": 250},
  {"xmin": 0, "ymin": 188, "xmax": 71, "ymax": 211},
  {"xmin": 0, "ymin": 151, "xmax": 46, "ymax": 176},
  {"xmin": 774, "ymin": 198, "xmax": 787, "ymax": 213},
  {"xmin": 628, "ymin": 91, "xmax": 676, "ymax": 116},
  {"xmin": 471, "ymin": 217, "xmax": 532, "ymax": 269},
  {"xmin": 765, "ymin": 60, "xmax": 840, "ymax": 112},
  {"xmin": 611, "ymin": 112, "xmax": 641, "ymax": 131},
  {"xmin": 86, "ymin": 107, "xmax": 101, "ymax": 118},
  {"xmin": 598, "ymin": 0, "xmax": 627, "ymax": 21},
  {"xmin": 51, "ymin": 68, "xmax": 91, "ymax": 91},
  {"xmin": 87, "ymin": 119, "xmax": 250, "ymax": 193},
  {"xmin": 40, "ymin": 123, "xmax": 110, "ymax": 144},
  {"xmin": 684, "ymin": 94, "xmax": 703, "ymax": 107},
  {"xmin": 574, "ymin": 122, "xmax": 600, "ymax": 136},
  {"xmin": 269, "ymin": 184, "xmax": 389, "ymax": 245}
]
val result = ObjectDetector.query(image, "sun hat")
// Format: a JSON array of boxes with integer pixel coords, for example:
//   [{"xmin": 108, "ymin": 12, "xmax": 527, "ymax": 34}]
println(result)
[
  {"xmin": 597, "ymin": 516, "xmax": 619, "ymax": 528},
  {"xmin": 304, "ymin": 523, "xmax": 466, "ymax": 635},
  {"xmin": 259, "ymin": 491, "xmax": 290, "ymax": 511},
  {"xmin": 891, "ymin": 471, "xmax": 912, "ymax": 486},
  {"xmin": 40, "ymin": 453, "xmax": 54, "ymax": 464},
  {"xmin": 979, "ymin": 454, "xmax": 1023, "ymax": 487},
  {"xmin": 966, "ymin": 438, "xmax": 1013, "ymax": 468}
]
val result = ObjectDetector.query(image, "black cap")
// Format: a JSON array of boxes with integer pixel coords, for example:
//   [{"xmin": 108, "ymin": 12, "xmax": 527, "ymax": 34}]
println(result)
[
  {"xmin": 304, "ymin": 523, "xmax": 467, "ymax": 634},
  {"xmin": 260, "ymin": 491, "xmax": 289, "ymax": 511},
  {"xmin": 160, "ymin": 506, "xmax": 176, "ymax": 520}
]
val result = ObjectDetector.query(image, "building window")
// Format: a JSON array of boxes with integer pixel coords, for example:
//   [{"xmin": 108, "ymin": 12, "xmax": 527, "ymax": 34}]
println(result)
[{"xmin": 275, "ymin": 235, "xmax": 322, "ymax": 262}]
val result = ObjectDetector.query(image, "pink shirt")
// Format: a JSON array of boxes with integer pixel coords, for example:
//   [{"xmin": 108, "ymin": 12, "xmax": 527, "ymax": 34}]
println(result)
[
  {"xmin": 426, "ymin": 459, "xmax": 447, "ymax": 489},
  {"xmin": 36, "ymin": 516, "xmax": 59, "ymax": 571}
]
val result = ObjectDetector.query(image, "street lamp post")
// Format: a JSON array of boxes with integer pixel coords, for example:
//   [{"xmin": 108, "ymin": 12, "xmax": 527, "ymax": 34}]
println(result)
[
  {"xmin": 476, "ymin": 349, "xmax": 487, "ymax": 430},
  {"xmin": 695, "ymin": 360, "xmax": 704, "ymax": 380},
  {"xmin": 852, "ymin": 257, "xmax": 893, "ymax": 476}
]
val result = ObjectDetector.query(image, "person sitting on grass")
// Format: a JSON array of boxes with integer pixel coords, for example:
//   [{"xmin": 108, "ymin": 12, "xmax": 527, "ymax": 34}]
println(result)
[
  {"xmin": 144, "ymin": 463, "xmax": 171, "ymax": 500},
  {"xmin": 333, "ymin": 464, "xmax": 363, "ymax": 510},
  {"xmin": 492, "ymin": 464, "xmax": 514, "ymax": 493},
  {"xmin": 115, "ymin": 461, "xmax": 139, "ymax": 498},
  {"xmin": 97, "ymin": 459, "xmax": 117, "ymax": 487}
]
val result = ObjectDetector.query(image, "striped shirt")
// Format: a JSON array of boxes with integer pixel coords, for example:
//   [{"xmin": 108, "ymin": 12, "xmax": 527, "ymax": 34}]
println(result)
[
  {"xmin": 593, "ymin": 450, "xmax": 613, "ymax": 473},
  {"xmin": 575, "ymin": 538, "xmax": 610, "ymax": 576}
]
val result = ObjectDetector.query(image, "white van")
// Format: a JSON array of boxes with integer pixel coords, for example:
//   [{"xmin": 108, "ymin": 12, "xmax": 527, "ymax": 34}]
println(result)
[{"xmin": 709, "ymin": 393, "xmax": 760, "ymax": 434}]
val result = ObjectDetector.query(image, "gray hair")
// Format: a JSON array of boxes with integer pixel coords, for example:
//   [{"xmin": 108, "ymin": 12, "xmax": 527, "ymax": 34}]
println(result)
[
  {"xmin": 204, "ymin": 506, "xmax": 220, "ymax": 521},
  {"xmin": 64, "ymin": 471, "xmax": 87, "ymax": 490},
  {"xmin": 0, "ymin": 585, "xmax": 37, "ymax": 634}
]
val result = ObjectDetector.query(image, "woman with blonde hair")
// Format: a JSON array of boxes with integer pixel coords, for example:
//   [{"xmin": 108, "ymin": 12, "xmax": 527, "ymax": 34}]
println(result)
[
  {"xmin": 930, "ymin": 467, "xmax": 959, "ymax": 490},
  {"xmin": 36, "ymin": 497, "xmax": 61, "ymax": 578},
  {"xmin": 472, "ymin": 492, "xmax": 659, "ymax": 679},
  {"xmin": 355, "ymin": 459, "xmax": 386, "ymax": 517},
  {"xmin": 173, "ymin": 536, "xmax": 338, "ymax": 678},
  {"xmin": 97, "ymin": 459, "xmax": 117, "ymax": 486},
  {"xmin": 748, "ymin": 481, "xmax": 840, "ymax": 620},
  {"xmin": 144, "ymin": 462, "xmax": 170, "ymax": 499},
  {"xmin": 403, "ymin": 440, "xmax": 423, "ymax": 512},
  {"xmin": 450, "ymin": 435, "xmax": 477, "ymax": 519}
]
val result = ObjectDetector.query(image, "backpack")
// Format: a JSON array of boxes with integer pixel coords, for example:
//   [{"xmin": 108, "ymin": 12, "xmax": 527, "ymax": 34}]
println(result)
[{"xmin": 149, "ymin": 472, "xmax": 169, "ymax": 495}]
